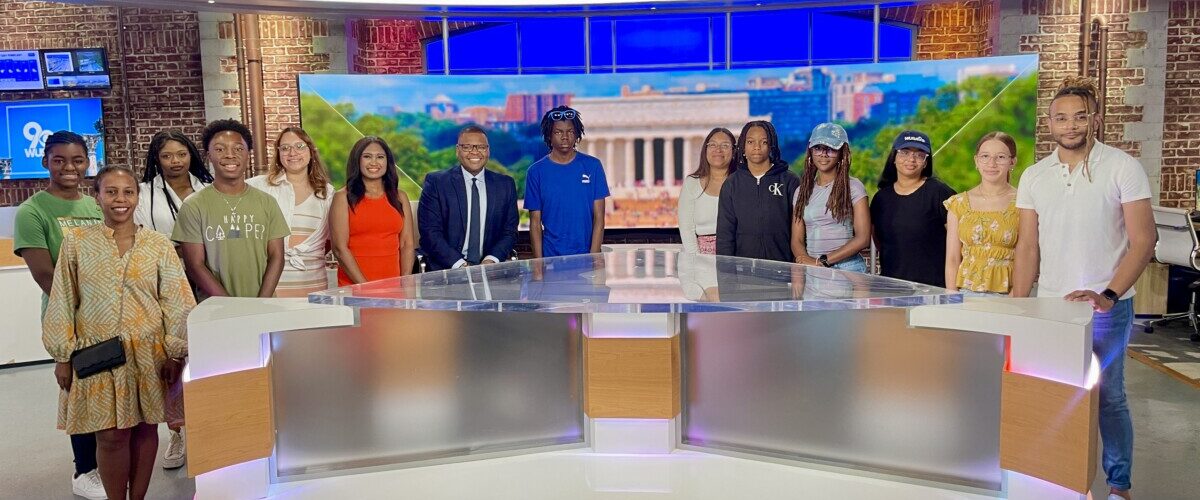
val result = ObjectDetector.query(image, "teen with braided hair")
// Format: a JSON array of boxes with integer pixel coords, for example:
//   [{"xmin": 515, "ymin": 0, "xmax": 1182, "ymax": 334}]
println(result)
[
  {"xmin": 1013, "ymin": 76, "xmax": 1155, "ymax": 500},
  {"xmin": 134, "ymin": 131, "xmax": 213, "ymax": 236},
  {"xmin": 789, "ymin": 122, "xmax": 871, "ymax": 272}
]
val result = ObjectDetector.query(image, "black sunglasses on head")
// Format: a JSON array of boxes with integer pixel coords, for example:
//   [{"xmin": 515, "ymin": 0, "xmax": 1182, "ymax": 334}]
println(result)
[{"xmin": 549, "ymin": 109, "xmax": 577, "ymax": 121}]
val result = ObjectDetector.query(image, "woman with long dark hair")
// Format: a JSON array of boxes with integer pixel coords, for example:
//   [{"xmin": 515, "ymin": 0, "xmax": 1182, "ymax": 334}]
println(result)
[
  {"xmin": 715, "ymin": 121, "xmax": 801, "ymax": 262},
  {"xmin": 869, "ymin": 130, "xmax": 956, "ymax": 286},
  {"xmin": 330, "ymin": 136, "xmax": 415, "ymax": 286},
  {"xmin": 678, "ymin": 127, "xmax": 735, "ymax": 254},
  {"xmin": 134, "ymin": 130, "xmax": 212, "ymax": 235},
  {"xmin": 248, "ymin": 127, "xmax": 335, "ymax": 296},
  {"xmin": 790, "ymin": 123, "xmax": 871, "ymax": 272}
]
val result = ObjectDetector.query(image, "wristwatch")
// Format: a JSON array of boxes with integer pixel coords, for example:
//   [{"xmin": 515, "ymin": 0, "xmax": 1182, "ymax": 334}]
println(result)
[
  {"xmin": 818, "ymin": 255, "xmax": 830, "ymax": 267},
  {"xmin": 1101, "ymin": 288, "xmax": 1119, "ymax": 305}
]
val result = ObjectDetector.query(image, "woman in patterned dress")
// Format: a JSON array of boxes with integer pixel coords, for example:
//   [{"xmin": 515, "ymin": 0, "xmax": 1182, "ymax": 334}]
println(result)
[
  {"xmin": 248, "ymin": 127, "xmax": 335, "ymax": 297},
  {"xmin": 943, "ymin": 131, "xmax": 1020, "ymax": 294},
  {"xmin": 43, "ymin": 167, "xmax": 196, "ymax": 500}
]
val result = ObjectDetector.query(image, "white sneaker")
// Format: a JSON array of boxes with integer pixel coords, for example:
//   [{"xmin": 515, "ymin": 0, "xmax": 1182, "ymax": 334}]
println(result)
[
  {"xmin": 71, "ymin": 469, "xmax": 107, "ymax": 500},
  {"xmin": 162, "ymin": 429, "xmax": 186, "ymax": 469}
]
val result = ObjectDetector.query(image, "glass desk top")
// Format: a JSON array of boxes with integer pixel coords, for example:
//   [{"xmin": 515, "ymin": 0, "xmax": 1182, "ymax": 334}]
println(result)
[{"xmin": 309, "ymin": 249, "xmax": 962, "ymax": 313}]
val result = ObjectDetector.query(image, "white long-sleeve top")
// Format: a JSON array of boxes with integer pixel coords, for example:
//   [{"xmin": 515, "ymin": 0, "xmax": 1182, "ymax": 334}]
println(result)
[{"xmin": 677, "ymin": 175, "xmax": 721, "ymax": 254}]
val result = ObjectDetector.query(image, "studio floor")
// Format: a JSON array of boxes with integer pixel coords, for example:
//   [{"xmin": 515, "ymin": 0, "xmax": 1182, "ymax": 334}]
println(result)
[
  {"xmin": 1, "ymin": 327, "xmax": 1197, "ymax": 499},
  {"xmin": 1130, "ymin": 316, "xmax": 1200, "ymax": 388}
]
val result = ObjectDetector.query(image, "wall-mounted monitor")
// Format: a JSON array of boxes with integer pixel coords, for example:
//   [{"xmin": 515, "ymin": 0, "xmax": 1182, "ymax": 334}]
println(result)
[
  {"xmin": 41, "ymin": 48, "xmax": 111, "ymax": 90},
  {"xmin": 0, "ymin": 50, "xmax": 45, "ymax": 91},
  {"xmin": 0, "ymin": 97, "xmax": 105, "ymax": 180}
]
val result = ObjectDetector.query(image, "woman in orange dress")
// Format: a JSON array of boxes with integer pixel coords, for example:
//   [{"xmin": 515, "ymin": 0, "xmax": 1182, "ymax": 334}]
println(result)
[{"xmin": 330, "ymin": 136, "xmax": 415, "ymax": 286}]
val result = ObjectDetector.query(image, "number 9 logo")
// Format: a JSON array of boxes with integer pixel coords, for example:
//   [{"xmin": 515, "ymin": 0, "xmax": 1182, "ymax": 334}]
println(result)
[{"xmin": 23, "ymin": 121, "xmax": 50, "ymax": 151}]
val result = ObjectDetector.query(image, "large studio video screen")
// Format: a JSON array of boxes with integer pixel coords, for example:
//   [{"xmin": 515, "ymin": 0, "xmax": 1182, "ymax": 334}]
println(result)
[
  {"xmin": 0, "ymin": 97, "xmax": 105, "ymax": 180},
  {"xmin": 299, "ymin": 55, "xmax": 1037, "ymax": 229}
]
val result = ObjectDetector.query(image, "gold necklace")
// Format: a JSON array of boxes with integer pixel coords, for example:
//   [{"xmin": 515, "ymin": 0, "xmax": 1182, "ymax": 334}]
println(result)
[{"xmin": 974, "ymin": 186, "xmax": 1013, "ymax": 197}]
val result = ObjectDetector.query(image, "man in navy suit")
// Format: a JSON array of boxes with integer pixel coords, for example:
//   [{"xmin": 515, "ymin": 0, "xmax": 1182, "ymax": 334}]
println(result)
[{"xmin": 418, "ymin": 125, "xmax": 519, "ymax": 271}]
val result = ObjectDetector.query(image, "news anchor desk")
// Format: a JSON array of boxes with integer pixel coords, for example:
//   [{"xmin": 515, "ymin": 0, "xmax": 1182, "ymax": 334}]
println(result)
[{"xmin": 184, "ymin": 247, "xmax": 1099, "ymax": 499}]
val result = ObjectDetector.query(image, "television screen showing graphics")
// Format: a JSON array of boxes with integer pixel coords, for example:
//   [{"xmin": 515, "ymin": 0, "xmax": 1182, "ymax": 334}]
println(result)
[
  {"xmin": 0, "ymin": 50, "xmax": 45, "ymax": 91},
  {"xmin": 0, "ymin": 98, "xmax": 105, "ymax": 180},
  {"xmin": 41, "ymin": 48, "xmax": 111, "ymax": 90}
]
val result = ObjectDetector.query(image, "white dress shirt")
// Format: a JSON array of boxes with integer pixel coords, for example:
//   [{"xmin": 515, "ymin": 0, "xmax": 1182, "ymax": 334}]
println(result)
[
  {"xmin": 135, "ymin": 174, "xmax": 208, "ymax": 236},
  {"xmin": 455, "ymin": 166, "xmax": 498, "ymax": 269}
]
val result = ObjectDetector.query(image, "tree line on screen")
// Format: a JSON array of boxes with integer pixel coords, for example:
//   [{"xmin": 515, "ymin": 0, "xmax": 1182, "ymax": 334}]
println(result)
[{"xmin": 300, "ymin": 73, "xmax": 1037, "ymax": 200}]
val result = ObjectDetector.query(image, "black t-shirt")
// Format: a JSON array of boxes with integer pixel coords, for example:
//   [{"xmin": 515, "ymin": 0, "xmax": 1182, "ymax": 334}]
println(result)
[{"xmin": 869, "ymin": 177, "xmax": 956, "ymax": 287}]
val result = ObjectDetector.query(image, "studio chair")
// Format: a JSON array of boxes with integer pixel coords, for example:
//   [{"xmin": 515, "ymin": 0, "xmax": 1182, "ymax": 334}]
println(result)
[{"xmin": 1143, "ymin": 206, "xmax": 1200, "ymax": 341}]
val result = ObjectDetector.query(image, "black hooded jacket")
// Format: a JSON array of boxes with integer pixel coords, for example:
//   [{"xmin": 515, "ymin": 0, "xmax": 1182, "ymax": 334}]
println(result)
[{"xmin": 715, "ymin": 162, "xmax": 801, "ymax": 262}]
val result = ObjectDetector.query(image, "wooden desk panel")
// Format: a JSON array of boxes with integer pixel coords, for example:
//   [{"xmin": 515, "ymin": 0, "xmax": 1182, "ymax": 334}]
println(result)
[
  {"xmin": 0, "ymin": 239, "xmax": 24, "ymax": 267},
  {"xmin": 584, "ymin": 336, "xmax": 680, "ymax": 419},
  {"xmin": 999, "ymin": 371, "xmax": 1098, "ymax": 494},
  {"xmin": 183, "ymin": 366, "xmax": 274, "ymax": 477}
]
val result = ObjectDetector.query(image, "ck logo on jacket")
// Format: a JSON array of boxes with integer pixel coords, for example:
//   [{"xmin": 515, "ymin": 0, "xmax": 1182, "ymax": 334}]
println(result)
[
  {"xmin": 581, "ymin": 173, "xmax": 591, "ymax": 184},
  {"xmin": 768, "ymin": 182, "xmax": 784, "ymax": 196}
]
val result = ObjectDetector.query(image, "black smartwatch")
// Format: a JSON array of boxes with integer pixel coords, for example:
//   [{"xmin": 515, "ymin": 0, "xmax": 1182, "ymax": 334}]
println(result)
[
  {"xmin": 1101, "ymin": 288, "xmax": 1119, "ymax": 305},
  {"xmin": 818, "ymin": 255, "xmax": 831, "ymax": 267}
]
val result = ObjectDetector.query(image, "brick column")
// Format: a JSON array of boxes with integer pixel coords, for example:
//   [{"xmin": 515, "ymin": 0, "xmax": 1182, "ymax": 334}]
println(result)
[
  {"xmin": 1161, "ymin": 1, "xmax": 1200, "ymax": 208},
  {"xmin": 915, "ymin": 0, "xmax": 995, "ymax": 60},
  {"xmin": 350, "ymin": 19, "xmax": 424, "ymax": 74}
]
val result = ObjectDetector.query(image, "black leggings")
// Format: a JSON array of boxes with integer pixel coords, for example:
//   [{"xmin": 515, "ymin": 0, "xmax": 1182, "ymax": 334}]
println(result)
[{"xmin": 70, "ymin": 433, "xmax": 98, "ymax": 476}]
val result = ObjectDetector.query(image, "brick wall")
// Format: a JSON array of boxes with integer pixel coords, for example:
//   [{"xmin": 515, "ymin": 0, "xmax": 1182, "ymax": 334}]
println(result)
[
  {"xmin": 350, "ymin": 19, "xmax": 425, "ymax": 74},
  {"xmin": 0, "ymin": 1, "xmax": 204, "ymax": 207},
  {"xmin": 258, "ymin": 15, "xmax": 340, "ymax": 172},
  {"xmin": 997, "ymin": 0, "xmax": 1164, "ymax": 198},
  {"xmin": 202, "ymin": 14, "xmax": 346, "ymax": 175},
  {"xmin": 915, "ymin": 0, "xmax": 995, "ymax": 60},
  {"xmin": 1161, "ymin": 1, "xmax": 1200, "ymax": 208}
]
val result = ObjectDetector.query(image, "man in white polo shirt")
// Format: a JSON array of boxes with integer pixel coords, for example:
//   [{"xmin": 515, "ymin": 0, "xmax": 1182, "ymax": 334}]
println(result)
[{"xmin": 1012, "ymin": 77, "xmax": 1155, "ymax": 500}]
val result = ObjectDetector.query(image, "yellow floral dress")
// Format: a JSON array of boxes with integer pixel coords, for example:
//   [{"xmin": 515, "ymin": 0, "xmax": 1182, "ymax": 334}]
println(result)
[
  {"xmin": 944, "ymin": 193, "xmax": 1018, "ymax": 294},
  {"xmin": 43, "ymin": 224, "xmax": 195, "ymax": 435}
]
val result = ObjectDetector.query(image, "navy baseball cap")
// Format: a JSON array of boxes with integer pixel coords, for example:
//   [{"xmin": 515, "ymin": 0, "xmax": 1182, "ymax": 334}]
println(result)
[{"xmin": 892, "ymin": 130, "xmax": 932, "ymax": 154}]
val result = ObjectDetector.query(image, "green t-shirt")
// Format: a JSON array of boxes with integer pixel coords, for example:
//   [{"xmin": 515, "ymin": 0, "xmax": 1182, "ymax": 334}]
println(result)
[
  {"xmin": 171, "ymin": 185, "xmax": 290, "ymax": 298},
  {"xmin": 12, "ymin": 191, "xmax": 103, "ymax": 314}
]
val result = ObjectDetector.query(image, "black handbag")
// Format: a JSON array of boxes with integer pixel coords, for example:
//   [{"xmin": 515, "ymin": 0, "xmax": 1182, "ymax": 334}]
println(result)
[
  {"xmin": 69, "ymin": 245, "xmax": 132, "ymax": 380},
  {"xmin": 71, "ymin": 336, "xmax": 126, "ymax": 379}
]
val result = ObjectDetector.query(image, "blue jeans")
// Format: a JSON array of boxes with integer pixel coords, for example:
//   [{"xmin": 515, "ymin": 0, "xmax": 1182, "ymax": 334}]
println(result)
[
  {"xmin": 829, "ymin": 254, "xmax": 867, "ymax": 273},
  {"xmin": 1094, "ymin": 298, "xmax": 1134, "ymax": 491}
]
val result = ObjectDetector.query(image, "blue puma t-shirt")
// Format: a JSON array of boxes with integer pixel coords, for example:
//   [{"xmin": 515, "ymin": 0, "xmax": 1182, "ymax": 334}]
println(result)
[{"xmin": 523, "ymin": 152, "xmax": 610, "ymax": 257}]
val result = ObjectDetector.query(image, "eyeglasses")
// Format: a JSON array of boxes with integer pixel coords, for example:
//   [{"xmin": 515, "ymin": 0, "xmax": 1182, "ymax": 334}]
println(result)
[
  {"xmin": 1050, "ymin": 112, "xmax": 1095, "ymax": 126},
  {"xmin": 975, "ymin": 153, "xmax": 1013, "ymax": 164},
  {"xmin": 278, "ymin": 142, "xmax": 308, "ymax": 153},
  {"xmin": 896, "ymin": 149, "xmax": 928, "ymax": 162},
  {"xmin": 457, "ymin": 144, "xmax": 490, "ymax": 153},
  {"xmin": 706, "ymin": 142, "xmax": 733, "ymax": 151},
  {"xmin": 549, "ymin": 109, "xmax": 577, "ymax": 121},
  {"xmin": 211, "ymin": 145, "xmax": 247, "ymax": 157},
  {"xmin": 811, "ymin": 146, "xmax": 839, "ymax": 158}
]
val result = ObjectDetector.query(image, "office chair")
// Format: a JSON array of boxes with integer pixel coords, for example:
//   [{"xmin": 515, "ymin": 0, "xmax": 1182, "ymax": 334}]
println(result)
[{"xmin": 1143, "ymin": 206, "xmax": 1200, "ymax": 341}]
